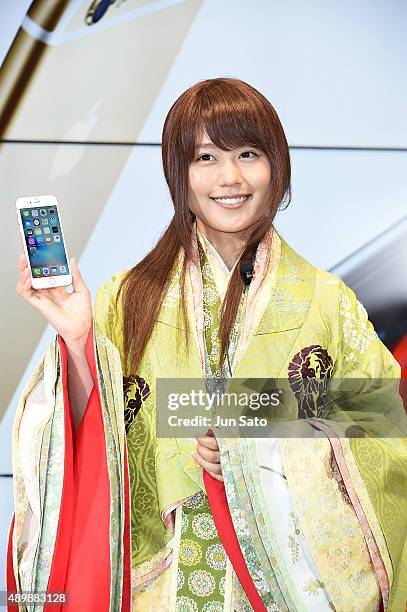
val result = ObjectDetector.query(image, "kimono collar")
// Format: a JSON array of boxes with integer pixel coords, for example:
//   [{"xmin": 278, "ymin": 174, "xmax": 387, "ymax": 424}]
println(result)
[
  {"xmin": 193, "ymin": 219, "xmax": 273, "ymax": 283},
  {"xmin": 196, "ymin": 226, "xmax": 239, "ymax": 302},
  {"xmin": 187, "ymin": 219, "xmax": 278, "ymax": 374}
]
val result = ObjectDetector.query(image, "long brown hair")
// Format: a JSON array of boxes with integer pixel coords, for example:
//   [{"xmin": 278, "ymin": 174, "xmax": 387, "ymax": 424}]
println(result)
[{"xmin": 117, "ymin": 77, "xmax": 291, "ymax": 375}]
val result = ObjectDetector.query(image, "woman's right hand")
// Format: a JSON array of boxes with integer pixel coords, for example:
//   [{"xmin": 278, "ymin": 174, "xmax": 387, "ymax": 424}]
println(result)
[{"xmin": 16, "ymin": 254, "xmax": 93, "ymax": 349}]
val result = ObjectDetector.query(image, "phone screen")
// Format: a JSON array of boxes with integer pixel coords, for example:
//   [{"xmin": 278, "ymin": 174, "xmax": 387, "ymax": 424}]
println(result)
[{"xmin": 19, "ymin": 205, "xmax": 69, "ymax": 277}]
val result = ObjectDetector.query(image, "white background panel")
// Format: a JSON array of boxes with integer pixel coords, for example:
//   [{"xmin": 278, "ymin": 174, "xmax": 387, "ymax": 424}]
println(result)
[
  {"xmin": 274, "ymin": 148, "xmax": 407, "ymax": 270},
  {"xmin": 333, "ymin": 215, "xmax": 407, "ymax": 311},
  {"xmin": 139, "ymin": 0, "xmax": 407, "ymax": 147}
]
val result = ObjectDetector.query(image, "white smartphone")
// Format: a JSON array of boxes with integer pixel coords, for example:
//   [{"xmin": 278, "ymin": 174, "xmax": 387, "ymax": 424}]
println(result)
[{"xmin": 15, "ymin": 194, "xmax": 72, "ymax": 289}]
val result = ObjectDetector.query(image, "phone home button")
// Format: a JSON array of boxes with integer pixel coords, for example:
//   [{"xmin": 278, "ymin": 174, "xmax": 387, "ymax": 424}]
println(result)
[{"xmin": 49, "ymin": 278, "xmax": 56, "ymax": 286}]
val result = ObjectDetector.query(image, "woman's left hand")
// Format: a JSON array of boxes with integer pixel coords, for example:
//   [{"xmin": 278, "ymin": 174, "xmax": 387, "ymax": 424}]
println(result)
[{"xmin": 193, "ymin": 432, "xmax": 223, "ymax": 482}]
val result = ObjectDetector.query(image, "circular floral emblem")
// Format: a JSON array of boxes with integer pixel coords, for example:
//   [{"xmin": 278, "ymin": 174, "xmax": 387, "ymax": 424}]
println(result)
[
  {"xmin": 205, "ymin": 544, "xmax": 226, "ymax": 571},
  {"xmin": 192, "ymin": 513, "xmax": 217, "ymax": 540},
  {"xmin": 123, "ymin": 374, "xmax": 151, "ymax": 433},
  {"xmin": 287, "ymin": 345, "xmax": 333, "ymax": 419},
  {"xmin": 183, "ymin": 492, "xmax": 205, "ymax": 510},
  {"xmin": 179, "ymin": 539, "xmax": 202, "ymax": 566},
  {"xmin": 176, "ymin": 595, "xmax": 199, "ymax": 612},
  {"xmin": 202, "ymin": 602, "xmax": 224, "ymax": 612},
  {"xmin": 218, "ymin": 575, "xmax": 226, "ymax": 596},
  {"xmin": 188, "ymin": 570, "xmax": 216, "ymax": 597}
]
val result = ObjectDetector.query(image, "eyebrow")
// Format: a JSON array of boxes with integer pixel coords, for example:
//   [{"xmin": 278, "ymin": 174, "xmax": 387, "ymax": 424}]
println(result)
[{"xmin": 195, "ymin": 143, "xmax": 261, "ymax": 152}]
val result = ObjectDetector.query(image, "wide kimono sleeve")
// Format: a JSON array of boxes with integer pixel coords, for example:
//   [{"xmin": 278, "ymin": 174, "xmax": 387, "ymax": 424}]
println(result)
[
  {"xmin": 280, "ymin": 278, "xmax": 407, "ymax": 612},
  {"xmin": 325, "ymin": 279, "xmax": 407, "ymax": 611},
  {"xmin": 278, "ymin": 278, "xmax": 407, "ymax": 612},
  {"xmin": 6, "ymin": 272, "xmax": 131, "ymax": 612}
]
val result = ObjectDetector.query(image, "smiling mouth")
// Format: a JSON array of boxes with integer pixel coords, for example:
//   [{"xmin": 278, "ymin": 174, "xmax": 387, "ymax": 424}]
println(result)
[{"xmin": 210, "ymin": 194, "xmax": 252, "ymax": 206}]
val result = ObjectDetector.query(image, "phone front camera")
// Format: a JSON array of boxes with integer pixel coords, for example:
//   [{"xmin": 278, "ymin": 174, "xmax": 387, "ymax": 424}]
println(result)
[{"xmin": 85, "ymin": 0, "xmax": 115, "ymax": 25}]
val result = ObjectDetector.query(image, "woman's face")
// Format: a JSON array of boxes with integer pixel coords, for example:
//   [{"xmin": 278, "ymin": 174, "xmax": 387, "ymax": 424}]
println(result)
[{"xmin": 188, "ymin": 130, "xmax": 271, "ymax": 234}]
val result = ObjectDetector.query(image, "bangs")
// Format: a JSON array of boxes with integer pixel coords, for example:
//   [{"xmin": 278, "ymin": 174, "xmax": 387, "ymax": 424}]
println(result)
[{"xmin": 181, "ymin": 79, "xmax": 277, "ymax": 162}]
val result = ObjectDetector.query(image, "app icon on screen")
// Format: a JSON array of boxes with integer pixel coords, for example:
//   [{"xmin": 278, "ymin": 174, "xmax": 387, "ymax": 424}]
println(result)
[
  {"xmin": 22, "ymin": 210, "xmax": 30, "ymax": 217},
  {"xmin": 52, "ymin": 226, "xmax": 59, "ymax": 233},
  {"xmin": 41, "ymin": 219, "xmax": 49, "ymax": 225},
  {"xmin": 51, "ymin": 267, "xmax": 58, "ymax": 274},
  {"xmin": 60, "ymin": 265, "xmax": 66, "ymax": 273},
  {"xmin": 44, "ymin": 227, "xmax": 50, "ymax": 234},
  {"xmin": 34, "ymin": 228, "xmax": 42, "ymax": 235},
  {"xmin": 33, "ymin": 219, "xmax": 40, "ymax": 226},
  {"xmin": 31, "ymin": 210, "xmax": 39, "ymax": 217},
  {"xmin": 49, "ymin": 208, "xmax": 55, "ymax": 214},
  {"xmin": 54, "ymin": 235, "xmax": 61, "ymax": 242},
  {"xmin": 40, "ymin": 209, "xmax": 47, "ymax": 216},
  {"xmin": 28, "ymin": 238, "xmax": 35, "ymax": 245},
  {"xmin": 43, "ymin": 268, "xmax": 49, "ymax": 275},
  {"xmin": 24, "ymin": 220, "xmax": 32, "ymax": 228},
  {"xmin": 27, "ymin": 229, "xmax": 33, "ymax": 236},
  {"xmin": 50, "ymin": 216, "xmax": 57, "ymax": 224},
  {"xmin": 37, "ymin": 237, "xmax": 44, "ymax": 245},
  {"xmin": 45, "ymin": 236, "xmax": 52, "ymax": 243},
  {"xmin": 29, "ymin": 247, "xmax": 37, "ymax": 254},
  {"xmin": 33, "ymin": 268, "xmax": 41, "ymax": 276}
]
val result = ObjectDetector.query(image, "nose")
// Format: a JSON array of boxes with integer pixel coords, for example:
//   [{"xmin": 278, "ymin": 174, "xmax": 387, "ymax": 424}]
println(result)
[{"xmin": 217, "ymin": 158, "xmax": 243, "ymax": 186}]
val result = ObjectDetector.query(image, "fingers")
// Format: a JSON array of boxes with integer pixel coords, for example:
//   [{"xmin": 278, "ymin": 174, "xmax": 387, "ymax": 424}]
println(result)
[
  {"xmin": 192, "ymin": 452, "xmax": 222, "ymax": 476},
  {"xmin": 70, "ymin": 258, "xmax": 89, "ymax": 295},
  {"xmin": 16, "ymin": 256, "xmax": 56, "ymax": 304},
  {"xmin": 18, "ymin": 255, "xmax": 29, "ymax": 283},
  {"xmin": 195, "ymin": 443, "xmax": 220, "ymax": 464},
  {"xmin": 18, "ymin": 253, "xmax": 28, "ymax": 271},
  {"xmin": 195, "ymin": 433, "xmax": 219, "ymax": 451},
  {"xmin": 194, "ymin": 424, "xmax": 222, "ymax": 481},
  {"xmin": 16, "ymin": 256, "xmax": 35, "ymax": 300},
  {"xmin": 207, "ymin": 473, "xmax": 224, "ymax": 482},
  {"xmin": 192, "ymin": 451, "xmax": 223, "ymax": 481}
]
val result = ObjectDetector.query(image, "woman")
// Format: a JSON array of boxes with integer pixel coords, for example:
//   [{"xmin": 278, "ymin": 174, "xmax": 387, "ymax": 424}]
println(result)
[{"xmin": 10, "ymin": 78, "xmax": 407, "ymax": 611}]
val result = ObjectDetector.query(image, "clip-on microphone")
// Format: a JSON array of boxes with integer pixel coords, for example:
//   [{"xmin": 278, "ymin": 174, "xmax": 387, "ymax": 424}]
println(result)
[{"xmin": 240, "ymin": 260, "xmax": 255, "ymax": 287}]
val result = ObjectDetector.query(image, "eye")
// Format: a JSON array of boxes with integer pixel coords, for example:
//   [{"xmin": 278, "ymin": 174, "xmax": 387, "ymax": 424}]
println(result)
[
  {"xmin": 195, "ymin": 150, "xmax": 259, "ymax": 162},
  {"xmin": 240, "ymin": 150, "xmax": 258, "ymax": 158},
  {"xmin": 196, "ymin": 153, "xmax": 215, "ymax": 161}
]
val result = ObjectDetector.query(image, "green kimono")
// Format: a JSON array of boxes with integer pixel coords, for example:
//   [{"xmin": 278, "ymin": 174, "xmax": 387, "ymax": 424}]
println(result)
[{"xmin": 7, "ymin": 222, "xmax": 407, "ymax": 611}]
